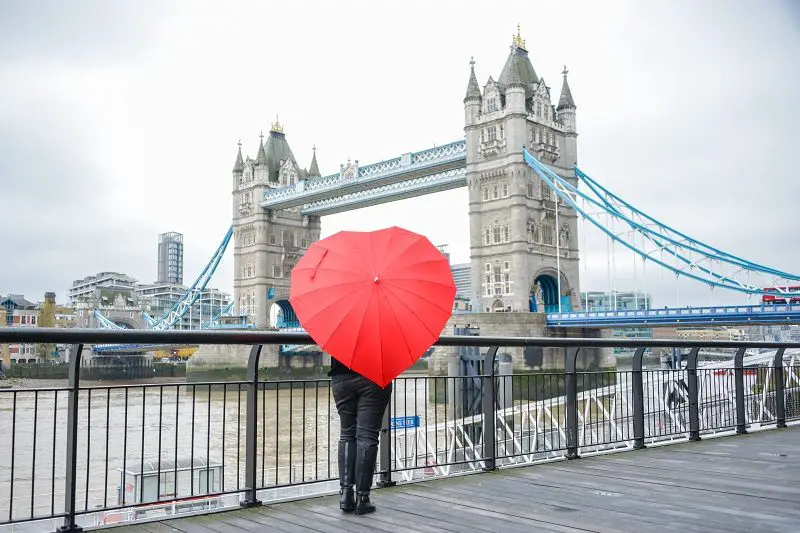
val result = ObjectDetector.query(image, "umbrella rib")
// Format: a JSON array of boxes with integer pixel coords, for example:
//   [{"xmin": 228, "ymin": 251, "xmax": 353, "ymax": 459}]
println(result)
[
  {"xmin": 324, "ymin": 244, "xmax": 371, "ymax": 276},
  {"xmin": 292, "ymin": 279, "xmax": 366, "ymax": 300},
  {"xmin": 380, "ymin": 284, "xmax": 441, "ymax": 344},
  {"xmin": 379, "ymin": 287, "xmax": 416, "ymax": 370},
  {"xmin": 322, "ymin": 287, "xmax": 374, "ymax": 364},
  {"xmin": 349, "ymin": 288, "xmax": 379, "ymax": 378},
  {"xmin": 384, "ymin": 277, "xmax": 455, "ymax": 290},
  {"xmin": 382, "ymin": 258, "xmax": 457, "ymax": 277},
  {"xmin": 297, "ymin": 285, "xmax": 371, "ymax": 336},
  {"xmin": 376, "ymin": 233, "xmax": 422, "ymax": 271},
  {"xmin": 381, "ymin": 282, "xmax": 454, "ymax": 315}
]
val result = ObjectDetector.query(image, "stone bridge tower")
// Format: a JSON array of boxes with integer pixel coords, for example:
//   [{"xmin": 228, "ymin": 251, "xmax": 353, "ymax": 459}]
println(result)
[
  {"xmin": 231, "ymin": 119, "xmax": 322, "ymax": 328},
  {"xmin": 465, "ymin": 28, "xmax": 580, "ymax": 314}
]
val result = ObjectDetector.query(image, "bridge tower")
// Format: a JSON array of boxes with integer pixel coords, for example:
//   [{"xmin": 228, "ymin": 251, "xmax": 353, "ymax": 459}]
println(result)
[
  {"xmin": 465, "ymin": 27, "xmax": 581, "ymax": 314},
  {"xmin": 231, "ymin": 119, "xmax": 322, "ymax": 328}
]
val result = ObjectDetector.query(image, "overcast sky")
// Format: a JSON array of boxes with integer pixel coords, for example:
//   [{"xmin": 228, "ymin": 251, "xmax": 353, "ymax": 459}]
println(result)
[{"xmin": 1, "ymin": 0, "xmax": 798, "ymax": 308}]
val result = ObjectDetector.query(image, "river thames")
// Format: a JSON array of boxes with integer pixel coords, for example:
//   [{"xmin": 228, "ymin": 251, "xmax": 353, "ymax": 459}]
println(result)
[{"xmin": 0, "ymin": 373, "xmax": 449, "ymax": 525}]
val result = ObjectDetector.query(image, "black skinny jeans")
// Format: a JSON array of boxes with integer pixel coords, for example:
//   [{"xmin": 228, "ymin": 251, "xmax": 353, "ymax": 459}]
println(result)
[{"xmin": 332, "ymin": 373, "xmax": 392, "ymax": 448}]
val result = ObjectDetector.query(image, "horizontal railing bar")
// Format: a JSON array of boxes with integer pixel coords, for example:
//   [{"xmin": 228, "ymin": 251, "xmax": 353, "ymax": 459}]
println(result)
[{"xmin": 2, "ymin": 327, "xmax": 800, "ymax": 350}]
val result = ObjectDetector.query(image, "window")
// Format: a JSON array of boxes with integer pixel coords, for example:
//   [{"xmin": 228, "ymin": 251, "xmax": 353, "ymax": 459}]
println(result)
[
  {"xmin": 301, "ymin": 238, "xmax": 308, "ymax": 248},
  {"xmin": 269, "ymin": 233, "xmax": 276, "ymax": 245},
  {"xmin": 493, "ymin": 266, "xmax": 502, "ymax": 284},
  {"xmin": 503, "ymin": 261, "xmax": 510, "ymax": 271},
  {"xmin": 485, "ymin": 263, "xmax": 491, "ymax": 272},
  {"xmin": 283, "ymin": 231, "xmax": 294, "ymax": 247},
  {"xmin": 502, "ymin": 183, "xmax": 509, "ymax": 197},
  {"xmin": 493, "ymin": 226, "xmax": 501, "ymax": 243},
  {"xmin": 487, "ymin": 97, "xmax": 498, "ymax": 113},
  {"xmin": 486, "ymin": 126, "xmax": 497, "ymax": 142},
  {"xmin": 543, "ymin": 225, "xmax": 554, "ymax": 246},
  {"xmin": 504, "ymin": 274, "xmax": 511, "ymax": 294},
  {"xmin": 482, "ymin": 187, "xmax": 489, "ymax": 201},
  {"xmin": 527, "ymin": 182, "xmax": 534, "ymax": 197},
  {"xmin": 541, "ymin": 181, "xmax": 553, "ymax": 201},
  {"xmin": 503, "ymin": 225, "xmax": 510, "ymax": 242},
  {"xmin": 492, "ymin": 186, "xmax": 498, "ymax": 199},
  {"xmin": 273, "ymin": 265, "xmax": 282, "ymax": 278},
  {"xmin": 484, "ymin": 229, "xmax": 490, "ymax": 245}
]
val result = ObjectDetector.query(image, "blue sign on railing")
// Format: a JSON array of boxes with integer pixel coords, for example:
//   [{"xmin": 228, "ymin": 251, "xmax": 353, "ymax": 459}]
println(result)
[{"xmin": 390, "ymin": 416, "xmax": 420, "ymax": 430}]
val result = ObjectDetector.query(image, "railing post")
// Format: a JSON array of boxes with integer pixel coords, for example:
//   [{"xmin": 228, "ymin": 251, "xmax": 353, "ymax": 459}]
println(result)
[
  {"xmin": 773, "ymin": 348, "xmax": 787, "ymax": 429},
  {"xmin": 734, "ymin": 347, "xmax": 747, "ymax": 435},
  {"xmin": 57, "ymin": 344, "xmax": 83, "ymax": 533},
  {"xmin": 377, "ymin": 395, "xmax": 395, "ymax": 488},
  {"xmin": 686, "ymin": 347, "xmax": 702, "ymax": 441},
  {"xmin": 631, "ymin": 347, "xmax": 646, "ymax": 449},
  {"xmin": 482, "ymin": 347, "xmax": 499, "ymax": 471},
  {"xmin": 565, "ymin": 347, "xmax": 580, "ymax": 459},
  {"xmin": 241, "ymin": 344, "xmax": 262, "ymax": 508}
]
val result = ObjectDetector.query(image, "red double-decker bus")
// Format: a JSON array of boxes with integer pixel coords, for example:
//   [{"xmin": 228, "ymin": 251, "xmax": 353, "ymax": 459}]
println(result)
[{"xmin": 762, "ymin": 286, "xmax": 800, "ymax": 304}]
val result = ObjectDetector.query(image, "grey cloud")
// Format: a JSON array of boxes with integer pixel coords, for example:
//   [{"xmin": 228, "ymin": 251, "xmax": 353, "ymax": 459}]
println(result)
[
  {"xmin": 0, "ymin": 0, "xmax": 167, "ymax": 65},
  {"xmin": 0, "ymin": 102, "xmax": 116, "ymax": 300}
]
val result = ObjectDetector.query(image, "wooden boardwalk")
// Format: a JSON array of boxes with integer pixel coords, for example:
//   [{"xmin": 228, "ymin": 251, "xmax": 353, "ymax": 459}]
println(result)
[{"xmin": 113, "ymin": 426, "xmax": 800, "ymax": 533}]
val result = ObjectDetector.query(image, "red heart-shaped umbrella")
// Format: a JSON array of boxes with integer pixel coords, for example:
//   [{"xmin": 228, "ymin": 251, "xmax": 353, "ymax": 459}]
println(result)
[{"xmin": 289, "ymin": 226, "xmax": 456, "ymax": 387}]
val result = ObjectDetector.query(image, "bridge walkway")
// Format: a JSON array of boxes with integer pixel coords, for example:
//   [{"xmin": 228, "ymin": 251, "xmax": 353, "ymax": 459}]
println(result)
[{"xmin": 113, "ymin": 426, "xmax": 800, "ymax": 533}]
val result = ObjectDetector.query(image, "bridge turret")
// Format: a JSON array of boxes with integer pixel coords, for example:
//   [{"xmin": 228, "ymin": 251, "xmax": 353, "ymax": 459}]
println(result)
[
  {"xmin": 557, "ymin": 66, "xmax": 578, "ymax": 168},
  {"xmin": 464, "ymin": 57, "xmax": 482, "ymax": 126},
  {"xmin": 232, "ymin": 140, "xmax": 244, "ymax": 188},
  {"xmin": 557, "ymin": 66, "xmax": 577, "ymax": 133},
  {"xmin": 308, "ymin": 145, "xmax": 321, "ymax": 178},
  {"xmin": 254, "ymin": 131, "xmax": 269, "ymax": 183}
]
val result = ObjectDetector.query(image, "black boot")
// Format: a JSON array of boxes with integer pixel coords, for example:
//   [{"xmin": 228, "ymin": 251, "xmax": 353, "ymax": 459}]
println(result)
[
  {"xmin": 338, "ymin": 441, "xmax": 356, "ymax": 512},
  {"xmin": 354, "ymin": 444, "xmax": 378, "ymax": 515}
]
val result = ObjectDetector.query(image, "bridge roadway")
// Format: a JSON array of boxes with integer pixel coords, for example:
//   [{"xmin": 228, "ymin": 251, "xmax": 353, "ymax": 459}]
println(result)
[
  {"xmin": 546, "ymin": 303, "xmax": 800, "ymax": 328},
  {"xmin": 114, "ymin": 426, "xmax": 799, "ymax": 533}
]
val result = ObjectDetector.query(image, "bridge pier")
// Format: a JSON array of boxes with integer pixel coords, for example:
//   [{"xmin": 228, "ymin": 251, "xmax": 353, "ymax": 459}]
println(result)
[
  {"xmin": 429, "ymin": 313, "xmax": 615, "ymax": 374},
  {"xmin": 186, "ymin": 340, "xmax": 331, "ymax": 382}
]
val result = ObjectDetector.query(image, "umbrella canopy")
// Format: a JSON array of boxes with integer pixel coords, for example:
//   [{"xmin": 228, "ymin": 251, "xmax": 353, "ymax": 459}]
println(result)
[{"xmin": 290, "ymin": 226, "xmax": 456, "ymax": 387}]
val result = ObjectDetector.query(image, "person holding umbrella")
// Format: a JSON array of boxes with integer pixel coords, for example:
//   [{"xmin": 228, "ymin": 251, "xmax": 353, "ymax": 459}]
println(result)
[
  {"xmin": 328, "ymin": 355, "xmax": 391, "ymax": 514},
  {"xmin": 290, "ymin": 226, "xmax": 456, "ymax": 515}
]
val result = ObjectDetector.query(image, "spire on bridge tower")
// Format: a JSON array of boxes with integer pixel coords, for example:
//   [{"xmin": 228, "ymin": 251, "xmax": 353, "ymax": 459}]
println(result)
[
  {"xmin": 557, "ymin": 65, "xmax": 576, "ymax": 110},
  {"xmin": 233, "ymin": 139, "xmax": 244, "ymax": 173},
  {"xmin": 308, "ymin": 145, "xmax": 321, "ymax": 177},
  {"xmin": 464, "ymin": 56, "xmax": 482, "ymax": 102},
  {"xmin": 256, "ymin": 131, "xmax": 268, "ymax": 166},
  {"xmin": 499, "ymin": 24, "xmax": 538, "ymax": 89},
  {"xmin": 512, "ymin": 23, "xmax": 526, "ymax": 51},
  {"xmin": 270, "ymin": 115, "xmax": 284, "ymax": 134},
  {"xmin": 557, "ymin": 65, "xmax": 577, "ymax": 135}
]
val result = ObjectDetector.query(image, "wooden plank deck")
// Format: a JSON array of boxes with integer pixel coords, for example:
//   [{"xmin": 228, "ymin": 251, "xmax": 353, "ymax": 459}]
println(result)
[{"xmin": 112, "ymin": 426, "xmax": 800, "ymax": 533}]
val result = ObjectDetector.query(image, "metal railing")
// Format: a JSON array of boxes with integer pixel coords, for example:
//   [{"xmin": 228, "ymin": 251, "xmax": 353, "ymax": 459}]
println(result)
[{"xmin": 0, "ymin": 328, "xmax": 798, "ymax": 532}]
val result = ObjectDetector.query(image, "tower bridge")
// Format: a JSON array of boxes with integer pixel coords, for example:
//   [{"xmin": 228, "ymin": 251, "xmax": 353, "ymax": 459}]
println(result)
[
  {"xmin": 234, "ymin": 27, "xmax": 582, "ymax": 331},
  {"xmin": 228, "ymin": 26, "xmax": 799, "ymax": 338},
  {"xmin": 95, "ymin": 27, "xmax": 800, "ymax": 350}
]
